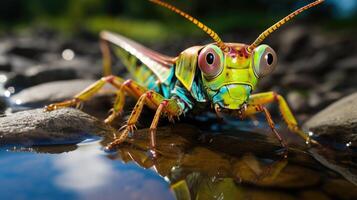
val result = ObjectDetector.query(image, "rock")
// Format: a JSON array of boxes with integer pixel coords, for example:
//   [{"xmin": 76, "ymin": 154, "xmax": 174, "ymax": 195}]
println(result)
[
  {"xmin": 5, "ymin": 57, "xmax": 101, "ymax": 89},
  {"xmin": 7, "ymin": 45, "xmax": 46, "ymax": 60},
  {"xmin": 0, "ymin": 55, "xmax": 12, "ymax": 72},
  {"xmin": 0, "ymin": 108, "xmax": 113, "ymax": 146},
  {"xmin": 304, "ymin": 92, "xmax": 357, "ymax": 146},
  {"xmin": 11, "ymin": 79, "xmax": 99, "ymax": 106},
  {"xmin": 5, "ymin": 66, "xmax": 78, "ymax": 90}
]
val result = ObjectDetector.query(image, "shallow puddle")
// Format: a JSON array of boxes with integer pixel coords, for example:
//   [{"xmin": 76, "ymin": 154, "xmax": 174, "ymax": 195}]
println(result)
[{"xmin": 1, "ymin": 122, "xmax": 356, "ymax": 200}]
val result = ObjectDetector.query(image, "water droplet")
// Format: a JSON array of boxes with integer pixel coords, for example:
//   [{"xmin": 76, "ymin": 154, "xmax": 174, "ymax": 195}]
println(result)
[{"xmin": 62, "ymin": 49, "xmax": 75, "ymax": 61}]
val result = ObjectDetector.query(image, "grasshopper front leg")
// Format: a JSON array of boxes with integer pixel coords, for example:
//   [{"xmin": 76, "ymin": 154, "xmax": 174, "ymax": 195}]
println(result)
[{"xmin": 244, "ymin": 91, "xmax": 311, "ymax": 142}]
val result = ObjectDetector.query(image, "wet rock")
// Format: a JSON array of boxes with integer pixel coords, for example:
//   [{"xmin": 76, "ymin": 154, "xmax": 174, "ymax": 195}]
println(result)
[
  {"xmin": 304, "ymin": 92, "xmax": 357, "ymax": 146},
  {"xmin": 0, "ymin": 108, "xmax": 113, "ymax": 146}
]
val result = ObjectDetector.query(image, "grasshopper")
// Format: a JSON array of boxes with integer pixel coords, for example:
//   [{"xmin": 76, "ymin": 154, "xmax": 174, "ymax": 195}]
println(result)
[{"xmin": 45, "ymin": 0, "xmax": 324, "ymax": 155}]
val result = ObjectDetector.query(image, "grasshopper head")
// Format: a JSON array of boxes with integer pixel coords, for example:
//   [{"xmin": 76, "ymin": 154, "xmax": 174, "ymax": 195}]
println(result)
[{"xmin": 199, "ymin": 43, "xmax": 277, "ymax": 110}]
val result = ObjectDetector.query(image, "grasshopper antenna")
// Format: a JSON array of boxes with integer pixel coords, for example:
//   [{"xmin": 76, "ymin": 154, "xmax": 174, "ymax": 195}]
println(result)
[
  {"xmin": 247, "ymin": 0, "xmax": 324, "ymax": 53},
  {"xmin": 149, "ymin": 0, "xmax": 230, "ymax": 53}
]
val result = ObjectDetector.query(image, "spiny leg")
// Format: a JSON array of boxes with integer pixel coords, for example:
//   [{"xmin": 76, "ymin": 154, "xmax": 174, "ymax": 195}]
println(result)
[
  {"xmin": 45, "ymin": 75, "xmax": 124, "ymax": 111},
  {"xmin": 106, "ymin": 91, "xmax": 183, "ymax": 150},
  {"xmin": 246, "ymin": 91, "xmax": 314, "ymax": 144},
  {"xmin": 149, "ymin": 101, "xmax": 168, "ymax": 149},
  {"xmin": 103, "ymin": 79, "xmax": 149, "ymax": 124},
  {"xmin": 243, "ymin": 104, "xmax": 288, "ymax": 158}
]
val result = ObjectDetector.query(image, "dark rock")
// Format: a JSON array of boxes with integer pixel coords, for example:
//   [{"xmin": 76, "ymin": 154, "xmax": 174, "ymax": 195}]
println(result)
[
  {"xmin": 304, "ymin": 92, "xmax": 357, "ymax": 147},
  {"xmin": 0, "ymin": 108, "xmax": 113, "ymax": 146},
  {"xmin": 7, "ymin": 45, "xmax": 46, "ymax": 60}
]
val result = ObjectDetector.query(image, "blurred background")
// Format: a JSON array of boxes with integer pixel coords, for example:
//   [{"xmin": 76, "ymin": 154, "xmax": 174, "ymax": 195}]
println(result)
[
  {"xmin": 0, "ymin": 0, "xmax": 356, "ymax": 119},
  {"xmin": 0, "ymin": 0, "xmax": 356, "ymax": 42}
]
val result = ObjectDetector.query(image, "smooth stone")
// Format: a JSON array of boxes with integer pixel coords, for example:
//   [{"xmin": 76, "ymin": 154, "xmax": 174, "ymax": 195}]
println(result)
[
  {"xmin": 11, "ymin": 79, "xmax": 103, "ymax": 105},
  {"xmin": 304, "ymin": 92, "xmax": 357, "ymax": 146},
  {"xmin": 0, "ymin": 108, "xmax": 113, "ymax": 146},
  {"xmin": 11, "ymin": 79, "xmax": 116, "ymax": 119}
]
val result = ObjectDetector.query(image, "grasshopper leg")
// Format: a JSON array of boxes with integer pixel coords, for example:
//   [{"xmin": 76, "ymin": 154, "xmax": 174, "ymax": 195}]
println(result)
[
  {"xmin": 100, "ymin": 35, "xmax": 112, "ymax": 76},
  {"xmin": 245, "ymin": 91, "xmax": 314, "ymax": 144},
  {"xmin": 245, "ymin": 105, "xmax": 288, "ymax": 158},
  {"xmin": 106, "ymin": 91, "xmax": 183, "ymax": 151},
  {"xmin": 45, "ymin": 75, "xmax": 125, "ymax": 112}
]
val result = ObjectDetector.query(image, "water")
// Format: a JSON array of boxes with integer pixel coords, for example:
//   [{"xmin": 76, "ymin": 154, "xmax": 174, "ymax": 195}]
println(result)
[
  {"xmin": 0, "ymin": 140, "xmax": 175, "ymax": 200},
  {"xmin": 0, "ymin": 122, "xmax": 356, "ymax": 200}
]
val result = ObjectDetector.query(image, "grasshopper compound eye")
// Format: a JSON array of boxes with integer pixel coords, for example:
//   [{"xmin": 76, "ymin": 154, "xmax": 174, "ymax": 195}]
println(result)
[
  {"xmin": 252, "ymin": 45, "xmax": 277, "ymax": 78},
  {"xmin": 198, "ymin": 44, "xmax": 224, "ymax": 79}
]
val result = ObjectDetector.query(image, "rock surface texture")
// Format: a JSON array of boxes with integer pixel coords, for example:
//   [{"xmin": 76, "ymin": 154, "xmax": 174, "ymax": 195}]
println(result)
[
  {"xmin": 304, "ymin": 92, "xmax": 357, "ymax": 146},
  {"xmin": 0, "ymin": 108, "xmax": 113, "ymax": 145}
]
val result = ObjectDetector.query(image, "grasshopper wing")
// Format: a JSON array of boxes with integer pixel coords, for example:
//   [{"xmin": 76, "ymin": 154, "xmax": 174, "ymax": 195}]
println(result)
[{"xmin": 101, "ymin": 31, "xmax": 175, "ymax": 82}]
